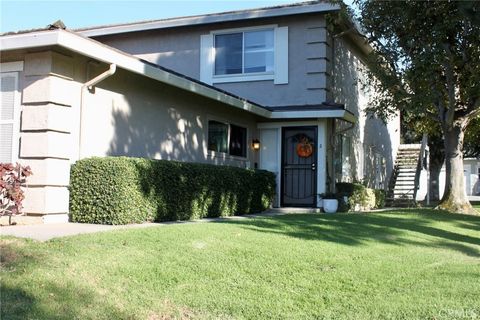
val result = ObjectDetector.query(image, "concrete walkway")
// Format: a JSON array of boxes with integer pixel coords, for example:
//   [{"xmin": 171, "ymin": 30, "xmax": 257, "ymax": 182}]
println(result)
[
  {"xmin": 0, "ymin": 222, "xmax": 162, "ymax": 241},
  {"xmin": 0, "ymin": 210, "xmax": 294, "ymax": 241},
  {"xmin": 0, "ymin": 206, "xmax": 427, "ymax": 242}
]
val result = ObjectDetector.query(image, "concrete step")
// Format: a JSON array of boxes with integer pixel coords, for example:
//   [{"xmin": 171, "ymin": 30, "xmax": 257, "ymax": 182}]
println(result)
[
  {"xmin": 394, "ymin": 182, "xmax": 415, "ymax": 187},
  {"xmin": 393, "ymin": 188, "xmax": 415, "ymax": 193},
  {"xmin": 396, "ymin": 160, "xmax": 418, "ymax": 164},
  {"xmin": 399, "ymin": 144, "xmax": 421, "ymax": 149},
  {"xmin": 393, "ymin": 184, "xmax": 415, "ymax": 191},
  {"xmin": 397, "ymin": 156, "xmax": 419, "ymax": 160},
  {"xmin": 265, "ymin": 207, "xmax": 323, "ymax": 214},
  {"xmin": 396, "ymin": 174, "xmax": 416, "ymax": 178},
  {"xmin": 396, "ymin": 162, "xmax": 417, "ymax": 165},
  {"xmin": 397, "ymin": 172, "xmax": 416, "ymax": 176},
  {"xmin": 397, "ymin": 164, "xmax": 417, "ymax": 171},
  {"xmin": 396, "ymin": 176, "xmax": 416, "ymax": 180},
  {"xmin": 397, "ymin": 153, "xmax": 419, "ymax": 156},
  {"xmin": 397, "ymin": 154, "xmax": 418, "ymax": 156}
]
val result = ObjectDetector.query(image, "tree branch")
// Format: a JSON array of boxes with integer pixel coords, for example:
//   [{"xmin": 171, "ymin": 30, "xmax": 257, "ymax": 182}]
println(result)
[{"xmin": 463, "ymin": 106, "xmax": 480, "ymax": 122}]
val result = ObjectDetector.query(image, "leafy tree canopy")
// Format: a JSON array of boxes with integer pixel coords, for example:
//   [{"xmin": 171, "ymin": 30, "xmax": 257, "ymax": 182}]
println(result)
[{"xmin": 351, "ymin": 0, "xmax": 480, "ymax": 214}]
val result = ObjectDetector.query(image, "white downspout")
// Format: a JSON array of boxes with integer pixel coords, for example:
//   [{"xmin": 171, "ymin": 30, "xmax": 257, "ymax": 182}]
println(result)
[{"xmin": 78, "ymin": 64, "xmax": 116, "ymax": 159}]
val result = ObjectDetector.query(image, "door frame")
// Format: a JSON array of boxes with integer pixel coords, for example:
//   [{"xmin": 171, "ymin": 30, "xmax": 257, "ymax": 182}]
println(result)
[{"xmin": 280, "ymin": 125, "xmax": 318, "ymax": 207}]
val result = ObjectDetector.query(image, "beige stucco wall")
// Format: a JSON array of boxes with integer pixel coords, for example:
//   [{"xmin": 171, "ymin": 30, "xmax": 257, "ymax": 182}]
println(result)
[
  {"xmin": 80, "ymin": 65, "xmax": 260, "ymax": 167},
  {"xmin": 331, "ymin": 37, "xmax": 400, "ymax": 188},
  {"xmin": 2, "ymin": 48, "xmax": 263, "ymax": 221},
  {"xmin": 93, "ymin": 14, "xmax": 331, "ymax": 107},
  {"xmin": 1, "ymin": 50, "xmax": 80, "ymax": 222}
]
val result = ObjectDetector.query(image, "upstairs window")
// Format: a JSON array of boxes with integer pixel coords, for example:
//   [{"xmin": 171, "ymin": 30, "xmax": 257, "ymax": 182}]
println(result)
[
  {"xmin": 200, "ymin": 25, "xmax": 288, "ymax": 85},
  {"xmin": 208, "ymin": 120, "xmax": 247, "ymax": 158},
  {"xmin": 214, "ymin": 29, "xmax": 274, "ymax": 76}
]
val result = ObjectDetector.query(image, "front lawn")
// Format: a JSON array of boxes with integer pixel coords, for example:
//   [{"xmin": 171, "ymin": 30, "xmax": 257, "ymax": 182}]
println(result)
[{"xmin": 1, "ymin": 209, "xmax": 480, "ymax": 319}]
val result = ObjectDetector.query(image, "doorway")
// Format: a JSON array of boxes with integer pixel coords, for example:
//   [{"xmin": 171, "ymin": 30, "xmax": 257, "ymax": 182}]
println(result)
[{"xmin": 281, "ymin": 126, "xmax": 318, "ymax": 207}]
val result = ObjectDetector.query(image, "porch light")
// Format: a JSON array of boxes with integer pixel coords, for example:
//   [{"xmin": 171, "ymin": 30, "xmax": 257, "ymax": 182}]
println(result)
[{"xmin": 252, "ymin": 139, "xmax": 260, "ymax": 151}]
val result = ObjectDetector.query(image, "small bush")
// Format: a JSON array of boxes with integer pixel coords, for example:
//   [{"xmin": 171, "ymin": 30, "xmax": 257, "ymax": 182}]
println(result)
[
  {"xmin": 70, "ymin": 157, "xmax": 276, "ymax": 225},
  {"xmin": 336, "ymin": 182, "xmax": 385, "ymax": 212},
  {"xmin": 1, "ymin": 163, "xmax": 32, "ymax": 217},
  {"xmin": 374, "ymin": 189, "xmax": 386, "ymax": 209}
]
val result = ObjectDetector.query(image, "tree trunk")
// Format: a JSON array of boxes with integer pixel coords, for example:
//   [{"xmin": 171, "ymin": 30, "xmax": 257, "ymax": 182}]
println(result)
[
  {"xmin": 437, "ymin": 124, "xmax": 477, "ymax": 214},
  {"xmin": 428, "ymin": 138, "xmax": 445, "ymax": 201}
]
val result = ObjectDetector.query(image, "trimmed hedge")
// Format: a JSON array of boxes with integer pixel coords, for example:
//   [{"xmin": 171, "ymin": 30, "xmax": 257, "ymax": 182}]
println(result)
[
  {"xmin": 70, "ymin": 157, "xmax": 276, "ymax": 225},
  {"xmin": 336, "ymin": 182, "xmax": 386, "ymax": 212}
]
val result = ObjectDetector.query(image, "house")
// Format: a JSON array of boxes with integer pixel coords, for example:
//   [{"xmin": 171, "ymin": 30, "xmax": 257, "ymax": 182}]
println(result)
[
  {"xmin": 437, "ymin": 158, "xmax": 480, "ymax": 199},
  {"xmin": 0, "ymin": 1, "xmax": 400, "ymax": 223}
]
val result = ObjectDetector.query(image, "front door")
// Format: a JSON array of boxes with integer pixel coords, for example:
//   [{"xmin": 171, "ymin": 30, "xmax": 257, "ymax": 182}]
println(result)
[{"xmin": 281, "ymin": 126, "xmax": 317, "ymax": 207}]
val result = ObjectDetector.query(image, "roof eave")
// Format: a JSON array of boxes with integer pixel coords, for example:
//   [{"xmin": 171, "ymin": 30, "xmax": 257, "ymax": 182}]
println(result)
[
  {"xmin": 269, "ymin": 109, "xmax": 357, "ymax": 123},
  {"xmin": 78, "ymin": 2, "xmax": 341, "ymax": 37},
  {"xmin": 0, "ymin": 30, "xmax": 271, "ymax": 119}
]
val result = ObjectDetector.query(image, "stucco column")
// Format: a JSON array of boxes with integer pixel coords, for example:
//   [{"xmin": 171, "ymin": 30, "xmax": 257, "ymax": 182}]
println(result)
[{"xmin": 20, "ymin": 51, "xmax": 76, "ymax": 223}]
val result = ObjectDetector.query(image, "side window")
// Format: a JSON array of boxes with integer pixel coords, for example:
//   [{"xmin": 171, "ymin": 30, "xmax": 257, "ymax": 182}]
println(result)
[
  {"xmin": 229, "ymin": 124, "xmax": 247, "ymax": 157},
  {"xmin": 208, "ymin": 120, "xmax": 247, "ymax": 158},
  {"xmin": 0, "ymin": 72, "xmax": 20, "ymax": 163},
  {"xmin": 208, "ymin": 120, "xmax": 229, "ymax": 154}
]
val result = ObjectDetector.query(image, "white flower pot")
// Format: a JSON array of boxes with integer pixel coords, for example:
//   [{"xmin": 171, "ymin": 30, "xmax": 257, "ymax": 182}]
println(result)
[{"xmin": 323, "ymin": 199, "xmax": 338, "ymax": 213}]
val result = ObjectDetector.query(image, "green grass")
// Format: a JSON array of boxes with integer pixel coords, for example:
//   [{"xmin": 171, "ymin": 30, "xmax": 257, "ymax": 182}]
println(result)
[{"xmin": 1, "ymin": 209, "xmax": 480, "ymax": 320}]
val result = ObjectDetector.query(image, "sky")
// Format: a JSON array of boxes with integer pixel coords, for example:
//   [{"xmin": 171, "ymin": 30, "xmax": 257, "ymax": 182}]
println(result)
[{"xmin": 0, "ymin": 0, "xmax": 314, "ymax": 33}]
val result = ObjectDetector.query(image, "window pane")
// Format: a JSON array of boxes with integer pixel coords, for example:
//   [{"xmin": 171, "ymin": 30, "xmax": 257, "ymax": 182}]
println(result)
[
  {"xmin": 215, "ymin": 33, "xmax": 242, "ymax": 75},
  {"xmin": 229, "ymin": 124, "xmax": 246, "ymax": 157},
  {"xmin": 208, "ymin": 120, "xmax": 228, "ymax": 153},
  {"xmin": 244, "ymin": 30, "xmax": 274, "ymax": 73}
]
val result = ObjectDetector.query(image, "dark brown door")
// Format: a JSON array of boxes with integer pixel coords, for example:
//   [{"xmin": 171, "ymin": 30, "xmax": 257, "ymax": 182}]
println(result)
[{"xmin": 281, "ymin": 126, "xmax": 317, "ymax": 207}]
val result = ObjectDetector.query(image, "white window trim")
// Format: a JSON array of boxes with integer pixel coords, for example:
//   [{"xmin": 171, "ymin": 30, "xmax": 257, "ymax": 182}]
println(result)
[
  {"xmin": 206, "ymin": 116, "xmax": 249, "ymax": 161},
  {"xmin": 0, "ymin": 69, "xmax": 22, "ymax": 163},
  {"xmin": 200, "ymin": 25, "xmax": 288, "ymax": 85}
]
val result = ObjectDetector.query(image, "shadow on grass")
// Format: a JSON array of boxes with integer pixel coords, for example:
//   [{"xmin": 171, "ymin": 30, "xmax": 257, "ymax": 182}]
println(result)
[
  {"xmin": 1, "ymin": 282, "xmax": 131, "ymax": 320},
  {"xmin": 214, "ymin": 209, "xmax": 480, "ymax": 257},
  {"xmin": 0, "ymin": 239, "xmax": 130, "ymax": 320}
]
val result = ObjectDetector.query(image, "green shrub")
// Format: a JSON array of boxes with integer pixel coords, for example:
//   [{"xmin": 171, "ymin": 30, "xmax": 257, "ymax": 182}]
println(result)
[
  {"xmin": 336, "ymin": 183, "xmax": 367, "ymax": 212},
  {"xmin": 336, "ymin": 182, "xmax": 385, "ymax": 212},
  {"xmin": 70, "ymin": 157, "xmax": 276, "ymax": 225},
  {"xmin": 373, "ymin": 189, "xmax": 386, "ymax": 209}
]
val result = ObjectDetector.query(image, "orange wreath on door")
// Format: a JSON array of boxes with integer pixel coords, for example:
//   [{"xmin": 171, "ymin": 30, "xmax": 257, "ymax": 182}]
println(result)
[{"xmin": 296, "ymin": 136, "xmax": 314, "ymax": 158}]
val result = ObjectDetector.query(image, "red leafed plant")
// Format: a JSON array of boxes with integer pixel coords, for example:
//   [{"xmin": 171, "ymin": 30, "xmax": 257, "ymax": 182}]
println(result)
[{"xmin": 1, "ymin": 163, "xmax": 33, "ymax": 220}]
